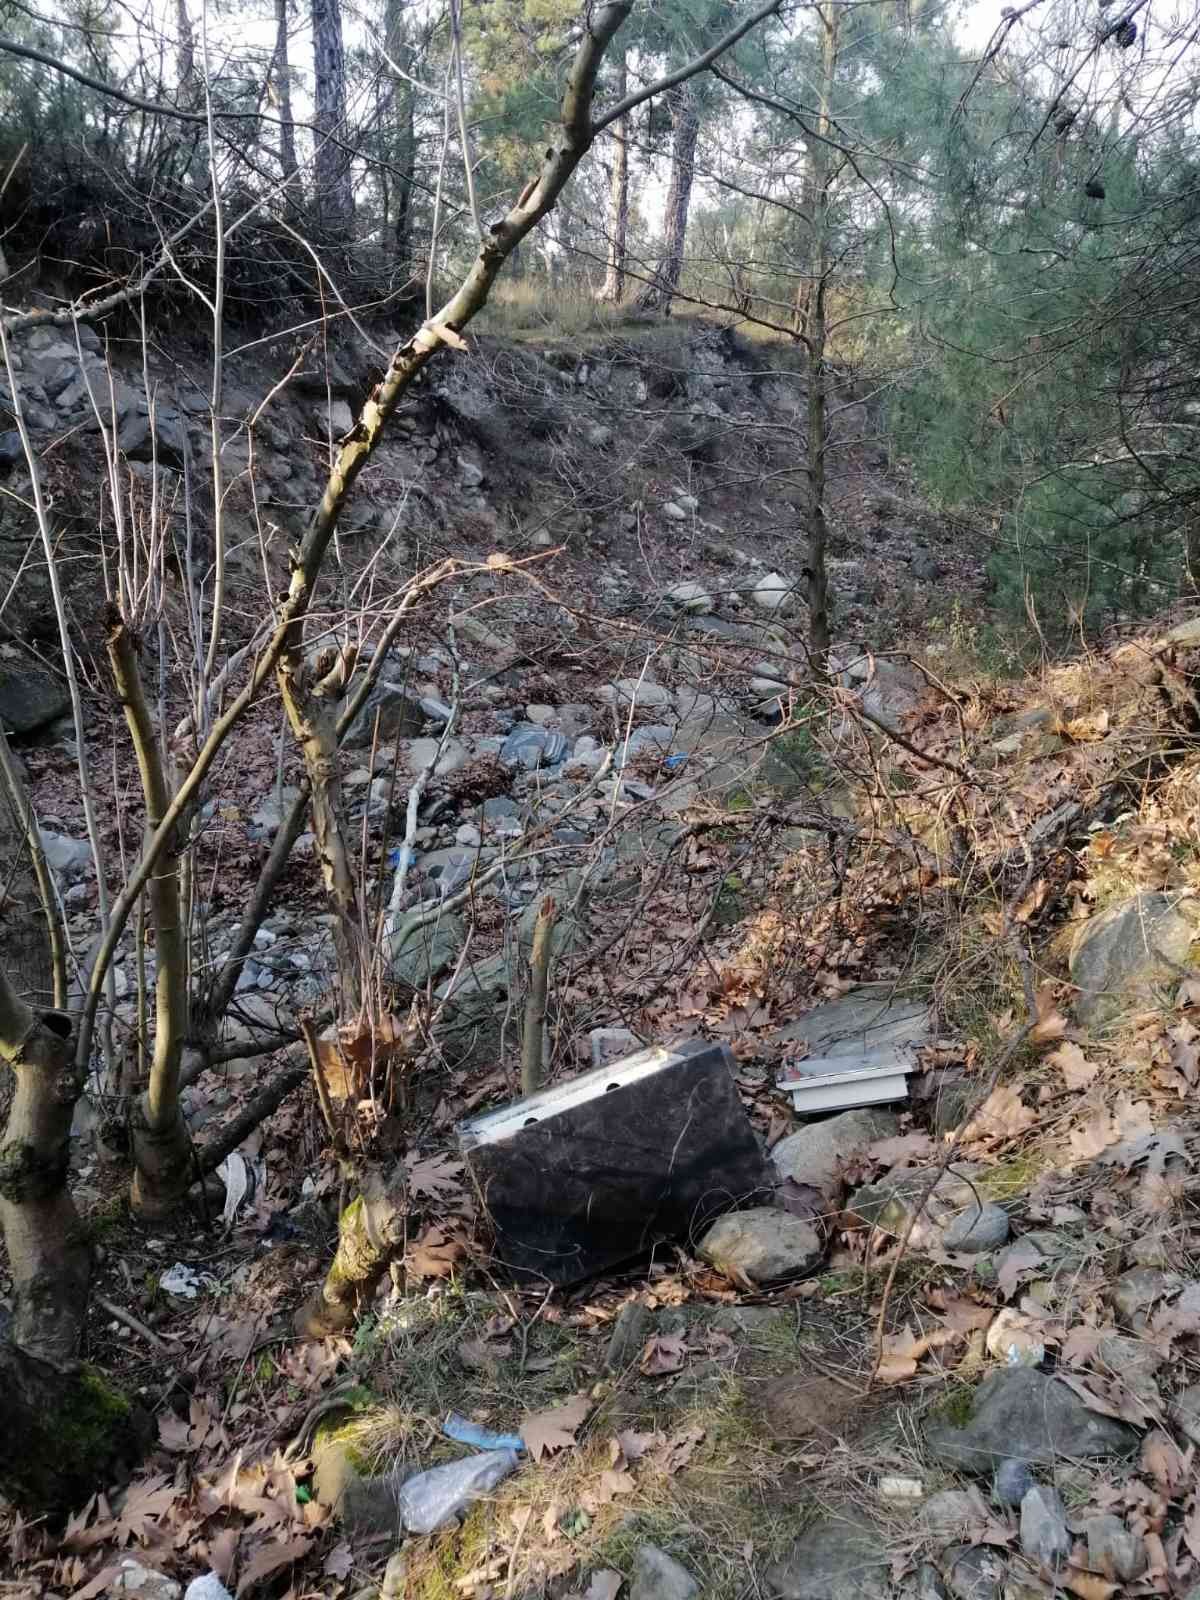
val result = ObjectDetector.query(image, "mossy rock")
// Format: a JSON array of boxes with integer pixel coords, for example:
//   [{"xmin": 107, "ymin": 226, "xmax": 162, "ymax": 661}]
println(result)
[{"xmin": 0, "ymin": 1348, "xmax": 150, "ymax": 1513}]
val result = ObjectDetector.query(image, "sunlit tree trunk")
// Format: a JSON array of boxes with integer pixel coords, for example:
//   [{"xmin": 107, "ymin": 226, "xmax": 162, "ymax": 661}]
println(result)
[
  {"xmin": 636, "ymin": 80, "xmax": 699, "ymax": 313},
  {"xmin": 800, "ymin": 0, "xmax": 839, "ymax": 674},
  {"xmin": 598, "ymin": 50, "xmax": 629, "ymax": 301},
  {"xmin": 310, "ymin": 0, "xmax": 355, "ymax": 233}
]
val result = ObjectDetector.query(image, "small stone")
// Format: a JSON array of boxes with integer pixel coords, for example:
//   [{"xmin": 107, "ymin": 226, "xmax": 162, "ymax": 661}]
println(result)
[
  {"xmin": 673, "ymin": 494, "xmax": 699, "ymax": 513},
  {"xmin": 1111, "ymin": 1265, "xmax": 1180, "ymax": 1323},
  {"xmin": 112, "ymin": 1561, "xmax": 182, "ymax": 1600},
  {"xmin": 586, "ymin": 423, "xmax": 613, "ymax": 448},
  {"xmin": 590, "ymin": 1027, "xmax": 640, "ymax": 1068},
  {"xmin": 406, "ymin": 737, "xmax": 468, "ymax": 778},
  {"xmin": 1019, "ymin": 1484, "xmax": 1070, "ymax": 1569},
  {"xmin": 765, "ymin": 1509, "xmax": 888, "ymax": 1600},
  {"xmin": 38, "ymin": 828, "xmax": 92, "ymax": 877},
  {"xmin": 698, "ymin": 1206, "xmax": 823, "ymax": 1285},
  {"xmin": 942, "ymin": 1545, "xmax": 1004, "ymax": 1600},
  {"xmin": 526, "ymin": 703, "xmax": 556, "ymax": 724},
  {"xmin": 666, "ymin": 580, "xmax": 714, "ymax": 615},
  {"xmin": 662, "ymin": 501, "xmax": 689, "ymax": 521},
  {"xmin": 1084, "ymin": 1513, "xmax": 1146, "ymax": 1583},
  {"xmin": 601, "ymin": 678, "xmax": 673, "ymax": 710},
  {"xmin": 921, "ymin": 1489, "xmax": 984, "ymax": 1537},
  {"xmin": 501, "ymin": 724, "xmax": 568, "ymax": 769},
  {"xmin": 419, "ymin": 695, "xmax": 453, "ymax": 723},
  {"xmin": 603, "ymin": 1301, "xmax": 651, "ymax": 1372},
  {"xmin": 771, "ymin": 1108, "xmax": 899, "ymax": 1203},
  {"xmin": 992, "ymin": 1458, "xmax": 1034, "ymax": 1507},
  {"xmin": 1170, "ymin": 1383, "xmax": 1200, "ymax": 1446},
  {"xmin": 900, "ymin": 1563, "xmax": 948, "ymax": 1600},
  {"xmin": 630, "ymin": 1544, "xmax": 698, "ymax": 1600},
  {"xmin": 753, "ymin": 570, "xmax": 797, "ymax": 611},
  {"xmin": 184, "ymin": 1578, "xmax": 234, "ymax": 1600},
  {"xmin": 456, "ymin": 824, "xmax": 482, "ymax": 847},
  {"xmin": 944, "ymin": 1202, "xmax": 1010, "ymax": 1253}
]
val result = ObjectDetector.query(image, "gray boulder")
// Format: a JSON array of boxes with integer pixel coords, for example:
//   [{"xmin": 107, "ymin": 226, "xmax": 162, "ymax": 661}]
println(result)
[
  {"xmin": 0, "ymin": 658, "xmax": 69, "ymax": 735},
  {"xmin": 1070, "ymin": 892, "xmax": 1200, "ymax": 1024},
  {"xmin": 389, "ymin": 912, "xmax": 464, "ymax": 988},
  {"xmin": 343, "ymin": 681, "xmax": 427, "ymax": 747},
  {"xmin": 925, "ymin": 1368, "xmax": 1138, "ymax": 1474},
  {"xmin": 764, "ymin": 1508, "xmax": 889, "ymax": 1600},
  {"xmin": 771, "ymin": 1108, "xmax": 899, "ymax": 1203},
  {"xmin": 779, "ymin": 989, "xmax": 931, "ymax": 1058},
  {"xmin": 39, "ymin": 828, "xmax": 91, "ymax": 877},
  {"xmin": 630, "ymin": 1544, "xmax": 699, "ymax": 1600},
  {"xmin": 698, "ymin": 1207, "xmax": 823, "ymax": 1285}
]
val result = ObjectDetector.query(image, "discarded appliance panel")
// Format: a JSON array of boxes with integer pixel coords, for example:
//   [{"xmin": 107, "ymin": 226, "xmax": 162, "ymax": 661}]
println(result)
[
  {"xmin": 779, "ymin": 1043, "xmax": 914, "ymax": 1114},
  {"xmin": 458, "ymin": 1039, "xmax": 771, "ymax": 1286}
]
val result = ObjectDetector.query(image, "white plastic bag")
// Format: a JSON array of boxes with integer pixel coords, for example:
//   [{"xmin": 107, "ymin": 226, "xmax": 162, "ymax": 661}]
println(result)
[{"xmin": 396, "ymin": 1448, "xmax": 520, "ymax": 1533}]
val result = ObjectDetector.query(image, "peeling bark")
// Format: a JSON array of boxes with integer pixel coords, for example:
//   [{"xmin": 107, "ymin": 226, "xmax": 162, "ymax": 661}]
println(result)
[{"xmin": 296, "ymin": 1164, "xmax": 407, "ymax": 1336}]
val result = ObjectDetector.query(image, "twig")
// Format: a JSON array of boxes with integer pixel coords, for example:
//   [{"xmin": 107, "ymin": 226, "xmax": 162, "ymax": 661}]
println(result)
[
  {"xmin": 867, "ymin": 1017, "xmax": 1034, "ymax": 1390},
  {"xmin": 94, "ymin": 1292, "xmax": 172, "ymax": 1354},
  {"xmin": 302, "ymin": 1015, "xmax": 344, "ymax": 1154}
]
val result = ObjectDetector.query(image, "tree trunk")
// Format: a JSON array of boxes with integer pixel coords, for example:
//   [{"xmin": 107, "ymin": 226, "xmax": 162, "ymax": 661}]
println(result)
[
  {"xmin": 0, "ymin": 726, "xmax": 63, "ymax": 1015},
  {"xmin": 0, "ymin": 964, "xmax": 150, "ymax": 1511},
  {"xmin": 277, "ymin": 643, "xmax": 367, "ymax": 1015},
  {"xmin": 636, "ymin": 81, "xmax": 700, "ymax": 313},
  {"xmin": 802, "ymin": 0, "xmax": 839, "ymax": 675},
  {"xmin": 386, "ymin": 0, "xmax": 416, "ymax": 273},
  {"xmin": 175, "ymin": 0, "xmax": 196, "ymax": 98},
  {"xmin": 296, "ymin": 1163, "xmax": 407, "ymax": 1336},
  {"xmin": 273, "ymin": 0, "xmax": 300, "ymax": 186},
  {"xmin": 598, "ymin": 52, "xmax": 629, "ymax": 302},
  {"xmin": 107, "ymin": 616, "xmax": 194, "ymax": 1219},
  {"xmin": 310, "ymin": 0, "xmax": 355, "ymax": 234}
]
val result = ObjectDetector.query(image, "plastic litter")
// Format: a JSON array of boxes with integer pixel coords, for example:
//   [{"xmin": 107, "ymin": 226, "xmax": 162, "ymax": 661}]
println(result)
[
  {"xmin": 663, "ymin": 752, "xmax": 687, "ymax": 772},
  {"xmin": 185, "ymin": 1576, "xmax": 234, "ymax": 1600},
  {"xmin": 159, "ymin": 1263, "xmax": 219, "ymax": 1299},
  {"xmin": 443, "ymin": 1412, "xmax": 525, "ymax": 1453},
  {"xmin": 397, "ymin": 1448, "xmax": 520, "ymax": 1533}
]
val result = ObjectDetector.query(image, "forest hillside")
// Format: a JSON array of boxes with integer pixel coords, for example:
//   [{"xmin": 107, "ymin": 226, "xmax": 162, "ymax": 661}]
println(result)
[{"xmin": 2, "ymin": 0, "xmax": 1200, "ymax": 1597}]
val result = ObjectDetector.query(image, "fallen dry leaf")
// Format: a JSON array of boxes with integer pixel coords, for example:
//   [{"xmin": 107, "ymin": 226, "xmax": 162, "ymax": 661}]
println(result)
[
  {"xmin": 640, "ymin": 1333, "xmax": 688, "ymax": 1376},
  {"xmin": 962, "ymin": 1083, "xmax": 1036, "ymax": 1144},
  {"xmin": 520, "ymin": 1395, "xmax": 592, "ymax": 1462},
  {"xmin": 1048, "ymin": 1040, "xmax": 1099, "ymax": 1090},
  {"xmin": 1141, "ymin": 1430, "xmax": 1191, "ymax": 1496},
  {"xmin": 405, "ymin": 1225, "xmax": 466, "ymax": 1279},
  {"xmin": 868, "ymin": 1132, "xmax": 937, "ymax": 1168},
  {"xmin": 236, "ymin": 1535, "xmax": 312, "ymax": 1596},
  {"xmin": 408, "ymin": 1153, "xmax": 466, "ymax": 1202},
  {"xmin": 1062, "ymin": 1569, "xmax": 1118, "ymax": 1600},
  {"xmin": 876, "ymin": 1323, "xmax": 962, "ymax": 1385}
]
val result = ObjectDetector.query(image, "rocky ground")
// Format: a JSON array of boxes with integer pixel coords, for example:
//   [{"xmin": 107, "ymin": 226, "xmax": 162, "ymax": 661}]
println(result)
[{"xmin": 5, "ymin": 314, "xmax": 1200, "ymax": 1600}]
